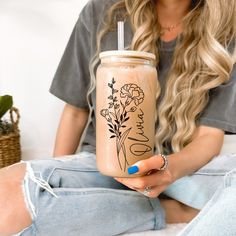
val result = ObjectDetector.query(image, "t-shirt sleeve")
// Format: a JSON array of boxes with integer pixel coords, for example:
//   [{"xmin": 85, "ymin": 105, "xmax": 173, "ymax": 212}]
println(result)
[
  {"xmin": 198, "ymin": 64, "xmax": 236, "ymax": 133},
  {"xmin": 49, "ymin": 5, "xmax": 92, "ymax": 109}
]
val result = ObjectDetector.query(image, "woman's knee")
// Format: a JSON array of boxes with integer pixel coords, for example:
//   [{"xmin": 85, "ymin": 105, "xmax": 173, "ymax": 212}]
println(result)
[{"xmin": 0, "ymin": 163, "xmax": 32, "ymax": 235}]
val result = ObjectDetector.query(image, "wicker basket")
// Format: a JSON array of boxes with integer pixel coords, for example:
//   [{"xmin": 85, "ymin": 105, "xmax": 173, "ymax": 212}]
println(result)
[{"xmin": 0, "ymin": 107, "xmax": 21, "ymax": 168}]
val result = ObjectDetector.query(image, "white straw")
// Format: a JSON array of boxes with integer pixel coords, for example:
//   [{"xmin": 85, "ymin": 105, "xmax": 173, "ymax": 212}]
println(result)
[{"xmin": 118, "ymin": 21, "xmax": 124, "ymax": 50}]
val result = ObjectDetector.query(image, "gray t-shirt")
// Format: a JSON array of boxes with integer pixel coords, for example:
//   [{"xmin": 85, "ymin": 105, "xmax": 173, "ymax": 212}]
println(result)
[{"xmin": 50, "ymin": 0, "xmax": 236, "ymax": 154}]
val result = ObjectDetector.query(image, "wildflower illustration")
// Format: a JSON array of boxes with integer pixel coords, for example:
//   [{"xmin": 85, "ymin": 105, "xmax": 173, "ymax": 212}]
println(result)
[{"xmin": 100, "ymin": 78, "xmax": 145, "ymax": 172}]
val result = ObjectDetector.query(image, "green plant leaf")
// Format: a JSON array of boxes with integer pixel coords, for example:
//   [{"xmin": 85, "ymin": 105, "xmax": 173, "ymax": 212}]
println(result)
[{"xmin": 0, "ymin": 95, "xmax": 13, "ymax": 119}]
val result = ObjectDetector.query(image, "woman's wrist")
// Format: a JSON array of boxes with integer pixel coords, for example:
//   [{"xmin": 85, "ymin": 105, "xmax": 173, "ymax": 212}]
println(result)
[{"xmin": 167, "ymin": 154, "xmax": 182, "ymax": 182}]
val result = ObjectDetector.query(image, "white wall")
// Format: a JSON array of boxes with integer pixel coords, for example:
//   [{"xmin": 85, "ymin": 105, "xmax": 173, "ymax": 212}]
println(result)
[{"xmin": 0, "ymin": 0, "xmax": 88, "ymax": 160}]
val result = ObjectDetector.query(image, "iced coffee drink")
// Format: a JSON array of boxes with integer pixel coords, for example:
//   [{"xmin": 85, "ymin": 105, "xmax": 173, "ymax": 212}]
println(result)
[{"xmin": 96, "ymin": 50, "xmax": 158, "ymax": 177}]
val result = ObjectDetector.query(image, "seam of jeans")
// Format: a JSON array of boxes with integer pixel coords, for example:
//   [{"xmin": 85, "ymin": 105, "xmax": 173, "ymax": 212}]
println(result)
[
  {"xmin": 148, "ymin": 198, "xmax": 166, "ymax": 230},
  {"xmin": 191, "ymin": 172, "xmax": 227, "ymax": 176},
  {"xmin": 224, "ymin": 168, "xmax": 236, "ymax": 187},
  {"xmin": 47, "ymin": 187, "xmax": 148, "ymax": 197},
  {"xmin": 45, "ymin": 167, "xmax": 99, "ymax": 185}
]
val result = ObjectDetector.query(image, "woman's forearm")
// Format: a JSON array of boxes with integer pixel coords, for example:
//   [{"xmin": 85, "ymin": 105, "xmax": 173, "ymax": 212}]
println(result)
[
  {"xmin": 53, "ymin": 104, "xmax": 89, "ymax": 157},
  {"xmin": 168, "ymin": 125, "xmax": 225, "ymax": 181}
]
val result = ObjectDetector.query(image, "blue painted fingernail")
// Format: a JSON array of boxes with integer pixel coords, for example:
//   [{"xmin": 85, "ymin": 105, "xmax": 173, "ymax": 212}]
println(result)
[{"xmin": 128, "ymin": 166, "xmax": 139, "ymax": 175}]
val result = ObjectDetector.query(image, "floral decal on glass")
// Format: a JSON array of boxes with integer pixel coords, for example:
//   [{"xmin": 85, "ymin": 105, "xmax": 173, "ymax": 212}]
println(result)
[{"xmin": 100, "ymin": 78, "xmax": 145, "ymax": 172}]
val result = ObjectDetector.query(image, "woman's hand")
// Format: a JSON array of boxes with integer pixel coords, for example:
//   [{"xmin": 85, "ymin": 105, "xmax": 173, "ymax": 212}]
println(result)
[
  {"xmin": 114, "ymin": 155, "xmax": 174, "ymax": 198},
  {"xmin": 114, "ymin": 126, "xmax": 224, "ymax": 198}
]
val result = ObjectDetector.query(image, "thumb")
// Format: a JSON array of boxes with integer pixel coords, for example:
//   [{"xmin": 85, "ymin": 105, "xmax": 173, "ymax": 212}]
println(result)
[{"xmin": 127, "ymin": 155, "xmax": 165, "ymax": 175}]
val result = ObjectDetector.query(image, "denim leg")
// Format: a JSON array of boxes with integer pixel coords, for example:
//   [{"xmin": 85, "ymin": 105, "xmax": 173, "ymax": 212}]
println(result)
[
  {"xmin": 16, "ymin": 152, "xmax": 165, "ymax": 236},
  {"xmin": 163, "ymin": 154, "xmax": 236, "ymax": 209},
  {"xmin": 177, "ymin": 168, "xmax": 236, "ymax": 236}
]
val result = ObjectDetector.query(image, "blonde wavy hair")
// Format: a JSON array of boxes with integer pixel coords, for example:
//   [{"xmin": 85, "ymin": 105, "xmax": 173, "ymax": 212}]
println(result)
[{"xmin": 89, "ymin": 0, "xmax": 236, "ymax": 154}]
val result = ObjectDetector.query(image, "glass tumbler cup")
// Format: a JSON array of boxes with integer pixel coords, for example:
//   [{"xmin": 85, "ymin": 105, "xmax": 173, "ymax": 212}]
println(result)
[{"xmin": 96, "ymin": 50, "xmax": 158, "ymax": 177}]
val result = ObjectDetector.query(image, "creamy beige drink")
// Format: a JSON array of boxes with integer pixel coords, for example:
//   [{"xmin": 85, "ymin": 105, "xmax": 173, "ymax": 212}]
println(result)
[{"xmin": 96, "ymin": 51, "xmax": 158, "ymax": 177}]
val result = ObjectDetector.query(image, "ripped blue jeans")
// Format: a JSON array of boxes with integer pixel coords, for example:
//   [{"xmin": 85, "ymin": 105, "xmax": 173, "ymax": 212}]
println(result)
[{"xmin": 15, "ymin": 152, "xmax": 236, "ymax": 236}]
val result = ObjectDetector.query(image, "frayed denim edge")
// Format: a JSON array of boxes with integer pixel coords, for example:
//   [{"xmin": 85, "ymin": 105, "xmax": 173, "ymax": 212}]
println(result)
[
  {"xmin": 21, "ymin": 161, "xmax": 37, "ymax": 220},
  {"xmin": 11, "ymin": 162, "xmax": 36, "ymax": 236}
]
